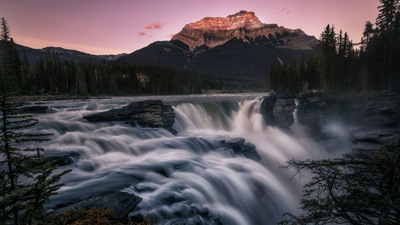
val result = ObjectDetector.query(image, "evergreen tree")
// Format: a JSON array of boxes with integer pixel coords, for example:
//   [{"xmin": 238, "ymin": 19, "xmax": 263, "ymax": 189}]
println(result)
[
  {"xmin": 0, "ymin": 17, "xmax": 70, "ymax": 225},
  {"xmin": 319, "ymin": 24, "xmax": 337, "ymax": 90},
  {"xmin": 0, "ymin": 92, "xmax": 70, "ymax": 224},
  {"xmin": 281, "ymin": 144, "xmax": 400, "ymax": 225},
  {"xmin": 376, "ymin": 0, "xmax": 400, "ymax": 32},
  {"xmin": 1, "ymin": 17, "xmax": 21, "ymax": 95},
  {"xmin": 363, "ymin": 21, "xmax": 375, "ymax": 45},
  {"xmin": 375, "ymin": 0, "xmax": 400, "ymax": 91}
]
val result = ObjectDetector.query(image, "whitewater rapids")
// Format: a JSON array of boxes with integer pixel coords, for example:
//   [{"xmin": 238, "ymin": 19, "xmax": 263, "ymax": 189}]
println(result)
[{"xmin": 31, "ymin": 94, "xmax": 335, "ymax": 225}]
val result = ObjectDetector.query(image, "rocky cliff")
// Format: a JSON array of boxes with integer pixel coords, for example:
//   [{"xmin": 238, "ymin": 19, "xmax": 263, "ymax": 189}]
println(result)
[{"xmin": 171, "ymin": 10, "xmax": 318, "ymax": 52}]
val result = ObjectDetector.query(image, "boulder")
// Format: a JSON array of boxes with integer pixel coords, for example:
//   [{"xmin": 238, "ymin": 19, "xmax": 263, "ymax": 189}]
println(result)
[
  {"xmin": 20, "ymin": 105, "xmax": 57, "ymax": 114},
  {"xmin": 296, "ymin": 92, "xmax": 328, "ymax": 136},
  {"xmin": 44, "ymin": 150, "xmax": 81, "ymax": 166},
  {"xmin": 358, "ymin": 94, "xmax": 400, "ymax": 128},
  {"xmin": 220, "ymin": 138, "xmax": 262, "ymax": 161},
  {"xmin": 84, "ymin": 100, "xmax": 175, "ymax": 132},
  {"xmin": 260, "ymin": 94, "xmax": 275, "ymax": 125},
  {"xmin": 260, "ymin": 92, "xmax": 296, "ymax": 129}
]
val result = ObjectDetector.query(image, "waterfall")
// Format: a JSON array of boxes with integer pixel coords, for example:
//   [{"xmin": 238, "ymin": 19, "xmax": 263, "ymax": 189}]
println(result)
[{"xmin": 33, "ymin": 95, "xmax": 328, "ymax": 225}]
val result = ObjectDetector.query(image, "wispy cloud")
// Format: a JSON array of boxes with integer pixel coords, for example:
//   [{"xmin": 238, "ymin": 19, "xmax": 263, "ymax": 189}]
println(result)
[
  {"xmin": 138, "ymin": 32, "xmax": 147, "ymax": 36},
  {"xmin": 280, "ymin": 6, "xmax": 291, "ymax": 14},
  {"xmin": 145, "ymin": 22, "xmax": 163, "ymax": 30}
]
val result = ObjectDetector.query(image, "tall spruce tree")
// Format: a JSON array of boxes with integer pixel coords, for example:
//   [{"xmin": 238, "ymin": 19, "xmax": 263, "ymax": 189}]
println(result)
[
  {"xmin": 319, "ymin": 24, "xmax": 337, "ymax": 90},
  {"xmin": 375, "ymin": 0, "xmax": 400, "ymax": 91},
  {"xmin": 1, "ymin": 17, "xmax": 21, "ymax": 95},
  {"xmin": 0, "ymin": 17, "xmax": 70, "ymax": 225},
  {"xmin": 363, "ymin": 21, "xmax": 375, "ymax": 45}
]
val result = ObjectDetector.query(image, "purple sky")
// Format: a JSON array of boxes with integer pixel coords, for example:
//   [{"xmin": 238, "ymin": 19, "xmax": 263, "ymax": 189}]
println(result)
[{"xmin": 0, "ymin": 0, "xmax": 379, "ymax": 55}]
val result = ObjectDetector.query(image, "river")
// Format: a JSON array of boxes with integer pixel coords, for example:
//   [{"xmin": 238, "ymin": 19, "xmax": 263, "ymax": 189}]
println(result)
[{"xmin": 30, "ymin": 94, "xmax": 343, "ymax": 225}]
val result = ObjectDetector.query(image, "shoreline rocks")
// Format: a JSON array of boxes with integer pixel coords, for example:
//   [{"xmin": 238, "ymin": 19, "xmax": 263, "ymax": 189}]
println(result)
[
  {"xmin": 84, "ymin": 100, "xmax": 176, "ymax": 133},
  {"xmin": 20, "ymin": 105, "xmax": 58, "ymax": 114},
  {"xmin": 260, "ymin": 91, "xmax": 400, "ymax": 151},
  {"xmin": 297, "ymin": 92, "xmax": 400, "ymax": 150}
]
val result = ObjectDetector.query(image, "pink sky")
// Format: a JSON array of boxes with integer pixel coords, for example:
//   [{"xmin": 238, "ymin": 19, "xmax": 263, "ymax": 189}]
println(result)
[{"xmin": 0, "ymin": 0, "xmax": 379, "ymax": 55}]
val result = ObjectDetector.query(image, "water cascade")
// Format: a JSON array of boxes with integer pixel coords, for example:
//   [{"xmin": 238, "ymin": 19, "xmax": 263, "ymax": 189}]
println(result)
[{"xmin": 32, "ymin": 95, "xmax": 332, "ymax": 225}]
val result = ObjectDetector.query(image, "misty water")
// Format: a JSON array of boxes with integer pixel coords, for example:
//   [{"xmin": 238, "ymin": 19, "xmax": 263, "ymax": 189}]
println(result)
[{"xmin": 30, "ymin": 94, "xmax": 348, "ymax": 225}]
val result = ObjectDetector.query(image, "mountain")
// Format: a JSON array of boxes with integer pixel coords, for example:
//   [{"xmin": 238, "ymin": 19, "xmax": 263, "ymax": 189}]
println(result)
[
  {"xmin": 0, "ymin": 42, "xmax": 126, "ymax": 63},
  {"xmin": 118, "ymin": 11, "xmax": 319, "ymax": 82},
  {"xmin": 40, "ymin": 47, "xmax": 127, "ymax": 62},
  {"xmin": 171, "ymin": 11, "xmax": 318, "ymax": 51}
]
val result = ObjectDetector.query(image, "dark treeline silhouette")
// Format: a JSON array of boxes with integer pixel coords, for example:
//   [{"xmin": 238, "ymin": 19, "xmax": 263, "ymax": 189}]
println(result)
[
  {"xmin": 270, "ymin": 0, "xmax": 400, "ymax": 93},
  {"xmin": 1, "ymin": 47, "xmax": 265, "ymax": 96},
  {"xmin": 1, "ymin": 53, "xmax": 265, "ymax": 96}
]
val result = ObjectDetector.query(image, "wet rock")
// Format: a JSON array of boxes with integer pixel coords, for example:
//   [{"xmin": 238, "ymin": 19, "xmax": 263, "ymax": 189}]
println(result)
[
  {"xmin": 297, "ymin": 92, "xmax": 400, "ymax": 150},
  {"xmin": 128, "ymin": 211, "xmax": 145, "ymax": 224},
  {"xmin": 43, "ymin": 150, "xmax": 81, "ymax": 166},
  {"xmin": 352, "ymin": 127, "xmax": 400, "ymax": 150},
  {"xmin": 114, "ymin": 192, "xmax": 142, "ymax": 222},
  {"xmin": 274, "ymin": 93, "xmax": 296, "ymax": 127},
  {"xmin": 84, "ymin": 100, "xmax": 176, "ymax": 132},
  {"xmin": 20, "ymin": 105, "xmax": 56, "ymax": 114},
  {"xmin": 46, "ymin": 155, "xmax": 76, "ymax": 166},
  {"xmin": 220, "ymin": 138, "xmax": 262, "ymax": 161},
  {"xmin": 260, "ymin": 94, "xmax": 275, "ymax": 124},
  {"xmin": 359, "ymin": 95, "xmax": 400, "ymax": 128},
  {"xmin": 260, "ymin": 92, "xmax": 296, "ymax": 130},
  {"xmin": 296, "ymin": 92, "xmax": 328, "ymax": 136}
]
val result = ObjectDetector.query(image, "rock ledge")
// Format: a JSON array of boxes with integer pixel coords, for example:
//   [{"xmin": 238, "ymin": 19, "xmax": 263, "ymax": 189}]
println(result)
[{"xmin": 84, "ymin": 100, "xmax": 175, "ymax": 132}]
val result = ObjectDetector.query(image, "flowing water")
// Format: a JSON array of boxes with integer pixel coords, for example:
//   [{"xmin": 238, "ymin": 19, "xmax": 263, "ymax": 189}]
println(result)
[{"xmin": 30, "ymin": 94, "xmax": 339, "ymax": 225}]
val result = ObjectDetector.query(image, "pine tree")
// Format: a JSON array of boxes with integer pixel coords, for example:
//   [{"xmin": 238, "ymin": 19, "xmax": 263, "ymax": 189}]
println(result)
[
  {"xmin": 1, "ymin": 17, "xmax": 21, "ymax": 95},
  {"xmin": 376, "ymin": 0, "xmax": 400, "ymax": 32},
  {"xmin": 375, "ymin": 0, "xmax": 400, "ymax": 91},
  {"xmin": 363, "ymin": 21, "xmax": 375, "ymax": 45},
  {"xmin": 319, "ymin": 24, "xmax": 337, "ymax": 90},
  {"xmin": 0, "ymin": 17, "xmax": 70, "ymax": 225}
]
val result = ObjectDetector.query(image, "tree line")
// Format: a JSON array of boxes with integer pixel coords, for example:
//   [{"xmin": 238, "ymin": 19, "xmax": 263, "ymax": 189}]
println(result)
[
  {"xmin": 270, "ymin": 0, "xmax": 400, "ymax": 93},
  {"xmin": 2, "ymin": 52, "xmax": 265, "ymax": 96},
  {"xmin": 0, "ymin": 33, "xmax": 264, "ymax": 97}
]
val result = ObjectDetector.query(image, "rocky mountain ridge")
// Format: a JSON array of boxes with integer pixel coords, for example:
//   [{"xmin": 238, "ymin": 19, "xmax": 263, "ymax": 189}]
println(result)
[{"xmin": 171, "ymin": 10, "xmax": 318, "ymax": 52}]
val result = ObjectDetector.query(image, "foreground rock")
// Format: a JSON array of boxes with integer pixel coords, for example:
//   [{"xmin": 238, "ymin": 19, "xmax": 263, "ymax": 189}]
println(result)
[
  {"xmin": 54, "ymin": 191, "xmax": 142, "ymax": 223},
  {"xmin": 84, "ymin": 100, "xmax": 176, "ymax": 133}
]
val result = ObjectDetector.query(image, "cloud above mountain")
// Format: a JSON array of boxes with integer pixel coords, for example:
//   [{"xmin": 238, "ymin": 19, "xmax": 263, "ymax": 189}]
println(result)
[
  {"xmin": 280, "ymin": 6, "xmax": 290, "ymax": 14},
  {"xmin": 145, "ymin": 22, "xmax": 163, "ymax": 30}
]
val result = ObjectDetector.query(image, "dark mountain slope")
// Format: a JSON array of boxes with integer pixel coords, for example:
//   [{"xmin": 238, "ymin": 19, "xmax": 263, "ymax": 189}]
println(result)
[{"xmin": 0, "ymin": 42, "xmax": 125, "ymax": 63}]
